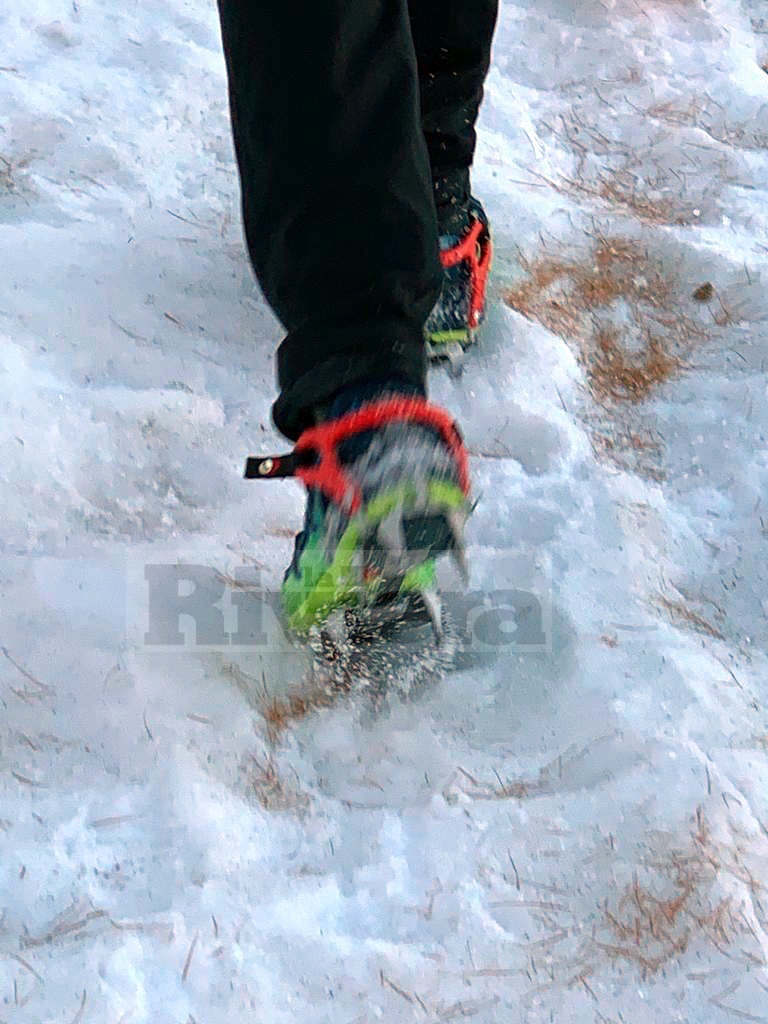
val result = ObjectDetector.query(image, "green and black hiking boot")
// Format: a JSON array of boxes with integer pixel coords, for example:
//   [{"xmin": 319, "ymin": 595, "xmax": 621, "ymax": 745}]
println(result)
[
  {"xmin": 245, "ymin": 391, "xmax": 472, "ymax": 640},
  {"xmin": 425, "ymin": 197, "xmax": 493, "ymax": 365}
]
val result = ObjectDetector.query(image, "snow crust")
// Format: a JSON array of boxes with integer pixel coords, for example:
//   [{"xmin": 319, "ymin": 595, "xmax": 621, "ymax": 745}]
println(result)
[{"xmin": 1, "ymin": 1, "xmax": 768, "ymax": 1020}]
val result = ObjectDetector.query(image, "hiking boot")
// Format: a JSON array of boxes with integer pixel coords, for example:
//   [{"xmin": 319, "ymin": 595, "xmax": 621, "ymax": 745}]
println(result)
[
  {"xmin": 245, "ymin": 391, "xmax": 472, "ymax": 636},
  {"xmin": 425, "ymin": 197, "xmax": 492, "ymax": 363}
]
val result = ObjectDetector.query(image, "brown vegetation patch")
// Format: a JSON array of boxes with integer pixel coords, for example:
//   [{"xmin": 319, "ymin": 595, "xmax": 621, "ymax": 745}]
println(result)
[
  {"xmin": 595, "ymin": 171, "xmax": 702, "ymax": 227},
  {"xmin": 258, "ymin": 652, "xmax": 359, "ymax": 743},
  {"xmin": 219, "ymin": 653, "xmax": 356, "ymax": 742},
  {"xmin": 531, "ymin": 165, "xmax": 706, "ymax": 227},
  {"xmin": 20, "ymin": 898, "xmax": 108, "ymax": 950},
  {"xmin": 506, "ymin": 236, "xmax": 703, "ymax": 405},
  {"xmin": 596, "ymin": 177, "xmax": 687, "ymax": 227},
  {"xmin": 0, "ymin": 151, "xmax": 39, "ymax": 199},
  {"xmin": 242, "ymin": 754, "xmax": 310, "ymax": 813},
  {"xmin": 506, "ymin": 807, "xmax": 764, "ymax": 1010},
  {"xmin": 589, "ymin": 424, "xmax": 667, "ymax": 481},
  {"xmin": 594, "ymin": 810, "xmax": 759, "ymax": 975},
  {"xmin": 591, "ymin": 326, "xmax": 681, "ymax": 402},
  {"xmin": 653, "ymin": 592, "xmax": 726, "ymax": 640},
  {"xmin": 261, "ymin": 678, "xmax": 349, "ymax": 741},
  {"xmin": 448, "ymin": 736, "xmax": 622, "ymax": 805},
  {"xmin": 647, "ymin": 97, "xmax": 703, "ymax": 128}
]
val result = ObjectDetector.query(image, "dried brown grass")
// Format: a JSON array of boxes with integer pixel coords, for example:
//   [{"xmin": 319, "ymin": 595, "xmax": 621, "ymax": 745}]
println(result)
[
  {"xmin": 506, "ymin": 236, "xmax": 706, "ymax": 478},
  {"xmin": 262, "ymin": 686, "xmax": 335, "ymax": 736},
  {"xmin": 506, "ymin": 236, "xmax": 702, "ymax": 404},
  {"xmin": 242, "ymin": 754, "xmax": 310, "ymax": 814},
  {"xmin": 512, "ymin": 808, "xmax": 765, "ymax": 1013},
  {"xmin": 593, "ymin": 810, "xmax": 759, "ymax": 975},
  {"xmin": 530, "ymin": 166, "xmax": 705, "ymax": 228},
  {"xmin": 591, "ymin": 326, "xmax": 681, "ymax": 402},
  {"xmin": 590, "ymin": 424, "xmax": 667, "ymax": 481},
  {"xmin": 591, "ymin": 172, "xmax": 700, "ymax": 226},
  {"xmin": 260, "ymin": 668, "xmax": 353, "ymax": 743},
  {"xmin": 219, "ymin": 655, "xmax": 353, "ymax": 742},
  {"xmin": 20, "ymin": 898, "xmax": 108, "ymax": 950},
  {"xmin": 653, "ymin": 593, "xmax": 726, "ymax": 640},
  {"xmin": 647, "ymin": 97, "xmax": 704, "ymax": 128},
  {"xmin": 450, "ymin": 737, "xmax": 616, "ymax": 805},
  {"xmin": 0, "ymin": 152, "xmax": 38, "ymax": 198}
]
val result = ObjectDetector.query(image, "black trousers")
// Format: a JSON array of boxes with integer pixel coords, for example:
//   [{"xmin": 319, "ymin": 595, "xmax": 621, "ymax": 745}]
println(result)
[{"xmin": 217, "ymin": 0, "xmax": 498, "ymax": 439}]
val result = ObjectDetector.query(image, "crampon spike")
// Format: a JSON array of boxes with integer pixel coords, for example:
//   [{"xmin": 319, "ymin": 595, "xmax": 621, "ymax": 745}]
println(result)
[
  {"xmin": 420, "ymin": 587, "xmax": 443, "ymax": 643},
  {"xmin": 448, "ymin": 509, "xmax": 470, "ymax": 584},
  {"xmin": 377, "ymin": 506, "xmax": 407, "ymax": 558},
  {"xmin": 451, "ymin": 545, "xmax": 470, "ymax": 586},
  {"xmin": 444, "ymin": 343, "xmax": 465, "ymax": 376}
]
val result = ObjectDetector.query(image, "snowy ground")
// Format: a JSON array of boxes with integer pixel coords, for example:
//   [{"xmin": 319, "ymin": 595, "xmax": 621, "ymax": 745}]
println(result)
[{"xmin": 2, "ymin": 1, "xmax": 768, "ymax": 1021}]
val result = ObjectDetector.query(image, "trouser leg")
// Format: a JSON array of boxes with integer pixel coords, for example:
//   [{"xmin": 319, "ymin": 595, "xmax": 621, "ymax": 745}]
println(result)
[
  {"xmin": 407, "ymin": 0, "xmax": 499, "ymax": 233},
  {"xmin": 216, "ymin": 0, "xmax": 442, "ymax": 440}
]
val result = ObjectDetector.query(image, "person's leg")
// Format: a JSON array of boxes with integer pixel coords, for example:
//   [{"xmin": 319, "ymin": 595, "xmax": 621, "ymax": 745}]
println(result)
[
  {"xmin": 407, "ymin": 0, "xmax": 499, "ymax": 234},
  {"xmin": 216, "ymin": 0, "xmax": 442, "ymax": 441}
]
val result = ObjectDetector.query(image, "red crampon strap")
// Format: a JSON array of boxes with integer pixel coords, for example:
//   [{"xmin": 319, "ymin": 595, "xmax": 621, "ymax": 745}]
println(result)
[
  {"xmin": 439, "ymin": 216, "xmax": 493, "ymax": 329},
  {"xmin": 244, "ymin": 397, "xmax": 471, "ymax": 514}
]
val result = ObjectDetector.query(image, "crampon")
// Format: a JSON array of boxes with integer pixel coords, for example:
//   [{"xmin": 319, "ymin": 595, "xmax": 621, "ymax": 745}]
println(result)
[
  {"xmin": 425, "ymin": 199, "xmax": 493, "ymax": 370},
  {"xmin": 245, "ymin": 396, "xmax": 472, "ymax": 693}
]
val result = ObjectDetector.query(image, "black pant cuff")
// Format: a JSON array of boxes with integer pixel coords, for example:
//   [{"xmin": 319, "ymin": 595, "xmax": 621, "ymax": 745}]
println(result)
[{"xmin": 273, "ymin": 320, "xmax": 428, "ymax": 440}]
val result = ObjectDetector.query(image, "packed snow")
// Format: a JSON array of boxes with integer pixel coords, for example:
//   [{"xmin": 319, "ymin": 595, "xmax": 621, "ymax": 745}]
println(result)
[{"xmin": 2, "ymin": 0, "xmax": 768, "ymax": 1021}]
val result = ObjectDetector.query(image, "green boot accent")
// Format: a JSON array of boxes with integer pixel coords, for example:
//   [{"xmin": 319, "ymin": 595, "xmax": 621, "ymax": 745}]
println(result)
[{"xmin": 281, "ymin": 481, "xmax": 467, "ymax": 635}]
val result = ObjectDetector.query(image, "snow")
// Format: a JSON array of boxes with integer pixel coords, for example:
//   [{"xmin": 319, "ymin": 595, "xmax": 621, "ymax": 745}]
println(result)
[{"xmin": 2, "ymin": 0, "xmax": 768, "ymax": 1020}]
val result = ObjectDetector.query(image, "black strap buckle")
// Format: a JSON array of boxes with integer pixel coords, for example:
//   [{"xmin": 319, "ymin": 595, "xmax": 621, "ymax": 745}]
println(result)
[{"xmin": 243, "ymin": 452, "xmax": 297, "ymax": 479}]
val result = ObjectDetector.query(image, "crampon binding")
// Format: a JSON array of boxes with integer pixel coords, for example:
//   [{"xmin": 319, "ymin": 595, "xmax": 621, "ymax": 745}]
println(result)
[
  {"xmin": 245, "ymin": 396, "xmax": 473, "ymax": 688},
  {"xmin": 426, "ymin": 205, "xmax": 493, "ymax": 367}
]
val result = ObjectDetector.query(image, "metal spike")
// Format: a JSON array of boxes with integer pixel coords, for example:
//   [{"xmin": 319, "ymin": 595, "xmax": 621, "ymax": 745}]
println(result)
[
  {"xmin": 447, "ymin": 510, "xmax": 470, "ymax": 585},
  {"xmin": 420, "ymin": 587, "xmax": 443, "ymax": 643},
  {"xmin": 319, "ymin": 630, "xmax": 341, "ymax": 663},
  {"xmin": 377, "ymin": 507, "xmax": 407, "ymax": 558},
  {"xmin": 444, "ymin": 343, "xmax": 465, "ymax": 377},
  {"xmin": 450, "ymin": 544, "xmax": 470, "ymax": 586},
  {"xmin": 343, "ymin": 608, "xmax": 358, "ymax": 631},
  {"xmin": 448, "ymin": 506, "xmax": 468, "ymax": 536},
  {"xmin": 321, "ymin": 609, "xmax": 348, "ymax": 648}
]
